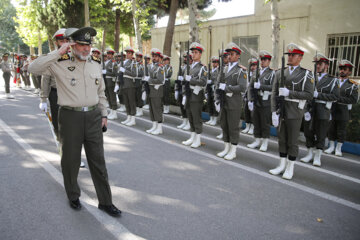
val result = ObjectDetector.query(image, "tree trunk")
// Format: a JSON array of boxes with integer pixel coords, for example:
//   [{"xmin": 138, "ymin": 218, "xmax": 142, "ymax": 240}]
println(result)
[
  {"xmin": 271, "ymin": 0, "xmax": 280, "ymax": 69},
  {"xmin": 102, "ymin": 29, "xmax": 106, "ymax": 54},
  {"xmin": 132, "ymin": 0, "xmax": 142, "ymax": 52},
  {"xmin": 114, "ymin": 8, "xmax": 121, "ymax": 52},
  {"xmin": 163, "ymin": 0, "xmax": 179, "ymax": 56},
  {"xmin": 30, "ymin": 46, "xmax": 35, "ymax": 55},
  {"xmin": 37, "ymin": 28, "xmax": 42, "ymax": 55},
  {"xmin": 84, "ymin": 0, "xmax": 90, "ymax": 27},
  {"xmin": 188, "ymin": 0, "xmax": 199, "ymax": 43}
]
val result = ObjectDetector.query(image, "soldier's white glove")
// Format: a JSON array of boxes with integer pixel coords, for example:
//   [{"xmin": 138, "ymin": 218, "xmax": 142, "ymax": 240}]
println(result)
[
  {"xmin": 102, "ymin": 70, "xmax": 106, "ymax": 74},
  {"xmin": 219, "ymin": 83, "xmax": 226, "ymax": 90},
  {"xmin": 182, "ymin": 96, "xmax": 187, "ymax": 106},
  {"xmin": 248, "ymin": 101, "xmax": 254, "ymax": 111},
  {"xmin": 215, "ymin": 101, "xmax": 221, "ymax": 112},
  {"xmin": 205, "ymin": 93, "xmax": 208, "ymax": 99},
  {"xmin": 185, "ymin": 75, "xmax": 191, "ymax": 81},
  {"xmin": 114, "ymin": 85, "xmax": 120, "ymax": 93},
  {"xmin": 254, "ymin": 82, "xmax": 261, "ymax": 89},
  {"xmin": 304, "ymin": 112, "xmax": 311, "ymax": 121},
  {"xmin": 207, "ymin": 80, "xmax": 212, "ymax": 84},
  {"xmin": 272, "ymin": 112, "xmax": 279, "ymax": 127},
  {"xmin": 175, "ymin": 91, "xmax": 179, "ymax": 100},
  {"xmin": 178, "ymin": 76, "xmax": 184, "ymax": 81},
  {"xmin": 314, "ymin": 90, "xmax": 318, "ymax": 98},
  {"xmin": 143, "ymin": 76, "xmax": 150, "ymax": 82},
  {"xmin": 141, "ymin": 91, "xmax": 147, "ymax": 101},
  {"xmin": 279, "ymin": 87, "xmax": 289, "ymax": 97},
  {"xmin": 39, "ymin": 102, "xmax": 47, "ymax": 112},
  {"xmin": 119, "ymin": 67, "xmax": 125, "ymax": 73}
]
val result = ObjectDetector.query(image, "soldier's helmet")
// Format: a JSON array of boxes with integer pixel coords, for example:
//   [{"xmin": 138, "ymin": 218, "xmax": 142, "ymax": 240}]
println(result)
[
  {"xmin": 225, "ymin": 42, "xmax": 242, "ymax": 55},
  {"xmin": 259, "ymin": 50, "xmax": 273, "ymax": 60},
  {"xmin": 285, "ymin": 43, "xmax": 305, "ymax": 55},
  {"xmin": 190, "ymin": 42, "xmax": 205, "ymax": 53}
]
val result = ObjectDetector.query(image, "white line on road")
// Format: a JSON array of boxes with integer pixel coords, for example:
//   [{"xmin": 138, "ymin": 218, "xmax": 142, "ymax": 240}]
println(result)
[
  {"xmin": 110, "ymin": 115, "xmax": 360, "ymax": 212},
  {"xmin": 0, "ymin": 118, "xmax": 146, "ymax": 240},
  {"xmin": 116, "ymin": 111, "xmax": 360, "ymax": 185}
]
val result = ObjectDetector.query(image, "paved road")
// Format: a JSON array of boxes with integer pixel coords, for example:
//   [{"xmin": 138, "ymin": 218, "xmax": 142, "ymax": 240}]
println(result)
[{"xmin": 0, "ymin": 74, "xmax": 359, "ymax": 240}]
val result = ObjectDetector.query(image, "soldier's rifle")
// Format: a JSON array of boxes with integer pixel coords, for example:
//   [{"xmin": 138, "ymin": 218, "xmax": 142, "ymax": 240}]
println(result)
[
  {"xmin": 175, "ymin": 54, "xmax": 183, "ymax": 95},
  {"xmin": 251, "ymin": 58, "xmax": 260, "ymax": 105},
  {"xmin": 118, "ymin": 44, "xmax": 124, "ymax": 86},
  {"xmin": 143, "ymin": 56, "xmax": 150, "ymax": 95},
  {"xmin": 309, "ymin": 51, "xmax": 318, "ymax": 131},
  {"xmin": 184, "ymin": 40, "xmax": 191, "ymax": 99},
  {"xmin": 206, "ymin": 57, "xmax": 213, "ymax": 101},
  {"xmin": 276, "ymin": 41, "xmax": 286, "ymax": 131},
  {"xmin": 216, "ymin": 43, "xmax": 225, "ymax": 108}
]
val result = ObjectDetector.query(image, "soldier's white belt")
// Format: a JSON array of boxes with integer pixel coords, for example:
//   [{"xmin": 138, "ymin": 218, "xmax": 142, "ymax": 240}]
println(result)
[
  {"xmin": 190, "ymin": 85, "xmax": 204, "ymax": 95},
  {"xmin": 124, "ymin": 75, "xmax": 134, "ymax": 79},
  {"xmin": 285, "ymin": 97, "xmax": 306, "ymax": 109},
  {"xmin": 338, "ymin": 102, "xmax": 353, "ymax": 110},
  {"xmin": 315, "ymin": 100, "xmax": 333, "ymax": 109}
]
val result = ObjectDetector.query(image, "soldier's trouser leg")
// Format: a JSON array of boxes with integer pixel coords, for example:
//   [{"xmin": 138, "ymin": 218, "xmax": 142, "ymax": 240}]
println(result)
[
  {"xmin": 244, "ymin": 100, "xmax": 252, "ymax": 123},
  {"xmin": 315, "ymin": 119, "xmax": 330, "ymax": 150},
  {"xmin": 23, "ymin": 72, "xmax": 31, "ymax": 86},
  {"xmin": 334, "ymin": 120, "xmax": 347, "ymax": 143},
  {"xmin": 83, "ymin": 108, "xmax": 112, "ymax": 205},
  {"xmin": 163, "ymin": 80, "xmax": 171, "ymax": 105},
  {"xmin": 149, "ymin": 97, "xmax": 163, "ymax": 122},
  {"xmin": 220, "ymin": 108, "xmax": 229, "ymax": 142},
  {"xmin": 3, "ymin": 73, "xmax": 11, "ymax": 93},
  {"xmin": 327, "ymin": 120, "xmax": 336, "ymax": 141},
  {"xmin": 190, "ymin": 101, "xmax": 203, "ymax": 134},
  {"xmin": 59, "ymin": 108, "xmax": 83, "ymax": 201},
  {"xmin": 186, "ymin": 101, "xmax": 194, "ymax": 131},
  {"xmin": 178, "ymin": 94, "xmax": 187, "ymax": 118},
  {"xmin": 252, "ymin": 106, "xmax": 270, "ymax": 138},
  {"xmin": 105, "ymin": 78, "xmax": 117, "ymax": 110},
  {"xmin": 221, "ymin": 108, "xmax": 241, "ymax": 144},
  {"xmin": 123, "ymin": 87, "xmax": 136, "ymax": 116},
  {"xmin": 208, "ymin": 95, "xmax": 216, "ymax": 117},
  {"xmin": 303, "ymin": 118, "xmax": 315, "ymax": 148},
  {"xmin": 49, "ymin": 88, "xmax": 59, "ymax": 136},
  {"xmin": 37, "ymin": 75, "xmax": 42, "ymax": 89},
  {"xmin": 135, "ymin": 80, "xmax": 143, "ymax": 108},
  {"xmin": 278, "ymin": 118, "xmax": 302, "ymax": 160}
]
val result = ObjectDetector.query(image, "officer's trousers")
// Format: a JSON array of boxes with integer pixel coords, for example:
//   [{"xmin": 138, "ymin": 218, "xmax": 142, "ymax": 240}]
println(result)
[
  {"xmin": 252, "ymin": 105, "xmax": 271, "ymax": 138},
  {"xmin": 178, "ymin": 94, "xmax": 187, "ymax": 118},
  {"xmin": 328, "ymin": 120, "xmax": 347, "ymax": 143},
  {"xmin": 3, "ymin": 72, "xmax": 11, "ymax": 93},
  {"xmin": 149, "ymin": 97, "xmax": 163, "ymax": 122},
  {"xmin": 220, "ymin": 107, "xmax": 241, "ymax": 144},
  {"xmin": 59, "ymin": 107, "xmax": 112, "ymax": 205},
  {"xmin": 122, "ymin": 87, "xmax": 136, "ymax": 116},
  {"xmin": 206, "ymin": 85, "xmax": 217, "ymax": 117},
  {"xmin": 243, "ymin": 99, "xmax": 252, "ymax": 123},
  {"xmin": 135, "ymin": 79, "xmax": 143, "ymax": 108},
  {"xmin": 49, "ymin": 88, "xmax": 59, "ymax": 136},
  {"xmin": 105, "ymin": 78, "xmax": 117, "ymax": 110},
  {"xmin": 278, "ymin": 118, "xmax": 302, "ymax": 160}
]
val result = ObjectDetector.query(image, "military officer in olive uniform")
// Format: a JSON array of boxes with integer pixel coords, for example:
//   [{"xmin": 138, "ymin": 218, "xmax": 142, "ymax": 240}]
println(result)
[
  {"xmin": 181, "ymin": 42, "xmax": 208, "ymax": 148},
  {"xmin": 205, "ymin": 56, "xmax": 220, "ymax": 126},
  {"xmin": 145, "ymin": 48, "xmax": 165, "ymax": 135},
  {"xmin": 300, "ymin": 53, "xmax": 339, "ymax": 166},
  {"xmin": 269, "ymin": 43, "xmax": 314, "ymax": 180},
  {"xmin": 29, "ymin": 27, "xmax": 121, "ymax": 217},
  {"xmin": 325, "ymin": 59, "xmax": 358, "ymax": 157},
  {"xmin": 242, "ymin": 58, "xmax": 257, "ymax": 135},
  {"xmin": 247, "ymin": 50, "xmax": 275, "ymax": 152},
  {"xmin": 104, "ymin": 49, "xmax": 118, "ymax": 120},
  {"xmin": 177, "ymin": 52, "xmax": 192, "ymax": 130},
  {"xmin": 1, "ymin": 53, "xmax": 14, "ymax": 99},
  {"xmin": 134, "ymin": 51, "xmax": 144, "ymax": 116},
  {"xmin": 163, "ymin": 55, "xmax": 173, "ymax": 114},
  {"xmin": 115, "ymin": 46, "xmax": 137, "ymax": 126},
  {"xmin": 216, "ymin": 42, "xmax": 247, "ymax": 160}
]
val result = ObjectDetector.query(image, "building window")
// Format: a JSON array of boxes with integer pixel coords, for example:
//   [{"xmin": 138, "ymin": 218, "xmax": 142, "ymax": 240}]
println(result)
[
  {"xmin": 232, "ymin": 36, "xmax": 259, "ymax": 67},
  {"xmin": 327, "ymin": 33, "xmax": 360, "ymax": 78}
]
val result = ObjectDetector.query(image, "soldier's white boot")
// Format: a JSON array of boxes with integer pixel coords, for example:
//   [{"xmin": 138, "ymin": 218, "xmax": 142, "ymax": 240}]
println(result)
[
  {"xmin": 182, "ymin": 119, "xmax": 191, "ymax": 130},
  {"xmin": 269, "ymin": 157, "xmax": 287, "ymax": 175},
  {"xmin": 135, "ymin": 107, "xmax": 141, "ymax": 116},
  {"xmin": 143, "ymin": 104, "xmax": 149, "ymax": 110},
  {"xmin": 282, "ymin": 159, "xmax": 295, "ymax": 180},
  {"xmin": 190, "ymin": 134, "xmax": 201, "ymax": 148},
  {"xmin": 177, "ymin": 118, "xmax": 186, "ymax": 129},
  {"xmin": 209, "ymin": 116, "xmax": 217, "ymax": 126},
  {"xmin": 151, "ymin": 123, "xmax": 163, "ymax": 135},
  {"xmin": 216, "ymin": 132, "xmax": 223, "ymax": 139},
  {"xmin": 217, "ymin": 142, "xmax": 230, "ymax": 158},
  {"xmin": 241, "ymin": 123, "xmax": 250, "ymax": 133},
  {"xmin": 335, "ymin": 142, "xmax": 343, "ymax": 157},
  {"xmin": 125, "ymin": 116, "xmax": 136, "ymax": 126},
  {"xmin": 313, "ymin": 149, "xmax": 322, "ymax": 167},
  {"xmin": 247, "ymin": 138, "xmax": 261, "ymax": 149},
  {"xmin": 300, "ymin": 147, "xmax": 314, "ymax": 163},
  {"xmin": 121, "ymin": 115, "xmax": 131, "ymax": 124},
  {"xmin": 5, "ymin": 93, "xmax": 15, "ymax": 99},
  {"xmin": 205, "ymin": 117, "xmax": 213, "ymax": 125},
  {"xmin": 163, "ymin": 105, "xmax": 170, "ymax": 114},
  {"xmin": 224, "ymin": 144, "xmax": 237, "ymax": 160},
  {"xmin": 118, "ymin": 104, "xmax": 126, "ymax": 112},
  {"xmin": 107, "ymin": 110, "xmax": 118, "ymax": 120},
  {"xmin": 259, "ymin": 138, "xmax": 269, "ymax": 152},
  {"xmin": 80, "ymin": 161, "xmax": 85, "ymax": 168},
  {"xmin": 248, "ymin": 124, "xmax": 254, "ymax": 135},
  {"xmin": 138, "ymin": 107, "xmax": 144, "ymax": 116},
  {"xmin": 146, "ymin": 122, "xmax": 157, "ymax": 133},
  {"xmin": 324, "ymin": 141, "xmax": 335, "ymax": 154},
  {"xmin": 182, "ymin": 132, "xmax": 196, "ymax": 146}
]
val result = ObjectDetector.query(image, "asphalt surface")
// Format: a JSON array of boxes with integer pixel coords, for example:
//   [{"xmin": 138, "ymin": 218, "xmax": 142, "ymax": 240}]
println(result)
[{"xmin": 0, "ymin": 73, "xmax": 359, "ymax": 240}]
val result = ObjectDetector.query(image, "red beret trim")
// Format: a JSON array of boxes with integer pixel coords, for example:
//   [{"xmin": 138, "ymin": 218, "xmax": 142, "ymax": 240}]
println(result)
[
  {"xmin": 92, "ymin": 50, "xmax": 101, "ymax": 53},
  {"xmin": 340, "ymin": 64, "xmax": 353, "ymax": 68},
  {"xmin": 55, "ymin": 34, "xmax": 64, "ymax": 38},
  {"xmin": 262, "ymin": 55, "xmax": 272, "ymax": 59},
  {"xmin": 288, "ymin": 49, "xmax": 304, "ymax": 55}
]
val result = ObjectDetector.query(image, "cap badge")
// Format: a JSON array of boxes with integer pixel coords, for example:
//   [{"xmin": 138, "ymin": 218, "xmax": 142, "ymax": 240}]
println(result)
[{"xmin": 85, "ymin": 32, "xmax": 91, "ymax": 40}]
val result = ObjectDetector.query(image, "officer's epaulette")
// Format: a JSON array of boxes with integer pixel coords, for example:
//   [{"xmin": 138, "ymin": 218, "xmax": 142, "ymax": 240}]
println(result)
[
  {"xmin": 349, "ymin": 79, "xmax": 360, "ymax": 85},
  {"xmin": 58, "ymin": 53, "xmax": 70, "ymax": 62},
  {"xmin": 91, "ymin": 55, "xmax": 101, "ymax": 64}
]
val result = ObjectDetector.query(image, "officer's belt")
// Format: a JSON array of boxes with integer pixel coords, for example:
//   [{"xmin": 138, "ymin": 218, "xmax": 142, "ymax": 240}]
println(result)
[
  {"xmin": 61, "ymin": 104, "xmax": 98, "ymax": 112},
  {"xmin": 124, "ymin": 75, "xmax": 134, "ymax": 79},
  {"xmin": 337, "ymin": 102, "xmax": 351, "ymax": 106},
  {"xmin": 284, "ymin": 97, "xmax": 300, "ymax": 103},
  {"xmin": 315, "ymin": 100, "xmax": 328, "ymax": 104}
]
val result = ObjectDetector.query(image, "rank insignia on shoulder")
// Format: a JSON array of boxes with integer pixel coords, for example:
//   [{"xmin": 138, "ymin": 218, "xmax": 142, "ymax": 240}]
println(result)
[
  {"xmin": 58, "ymin": 53, "xmax": 70, "ymax": 62},
  {"xmin": 91, "ymin": 56, "xmax": 101, "ymax": 64},
  {"xmin": 95, "ymin": 79, "xmax": 99, "ymax": 85},
  {"xmin": 311, "ymin": 78, "xmax": 315, "ymax": 84},
  {"xmin": 161, "ymin": 70, "xmax": 164, "ymax": 74},
  {"xmin": 244, "ymin": 74, "xmax": 247, "ymax": 79},
  {"xmin": 204, "ymin": 72, "xmax": 207, "ymax": 76},
  {"xmin": 68, "ymin": 66, "xmax": 75, "ymax": 71}
]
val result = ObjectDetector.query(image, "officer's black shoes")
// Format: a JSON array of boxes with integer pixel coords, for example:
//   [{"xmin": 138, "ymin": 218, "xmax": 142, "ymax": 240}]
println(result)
[
  {"xmin": 69, "ymin": 199, "xmax": 82, "ymax": 210},
  {"xmin": 98, "ymin": 204, "xmax": 122, "ymax": 217}
]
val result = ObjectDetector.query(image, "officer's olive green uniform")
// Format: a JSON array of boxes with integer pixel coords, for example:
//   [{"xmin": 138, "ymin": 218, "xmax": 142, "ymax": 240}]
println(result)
[
  {"xmin": 148, "ymin": 63, "xmax": 165, "ymax": 122},
  {"xmin": 120, "ymin": 59, "xmax": 137, "ymax": 116},
  {"xmin": 271, "ymin": 66, "xmax": 314, "ymax": 160},
  {"xmin": 163, "ymin": 64, "xmax": 173, "ymax": 106},
  {"xmin": 134, "ymin": 61, "xmax": 144, "ymax": 108},
  {"xmin": 105, "ymin": 60, "xmax": 118, "ymax": 110}
]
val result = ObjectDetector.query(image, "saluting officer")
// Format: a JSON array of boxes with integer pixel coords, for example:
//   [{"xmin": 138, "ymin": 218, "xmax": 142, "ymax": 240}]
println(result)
[
  {"xmin": 104, "ymin": 48, "xmax": 118, "ymax": 120},
  {"xmin": 300, "ymin": 53, "xmax": 339, "ymax": 166},
  {"xmin": 28, "ymin": 27, "xmax": 121, "ymax": 217},
  {"xmin": 325, "ymin": 59, "xmax": 358, "ymax": 156},
  {"xmin": 205, "ymin": 56, "xmax": 220, "ymax": 126},
  {"xmin": 163, "ymin": 55, "xmax": 173, "ymax": 114},
  {"xmin": 1, "ymin": 53, "xmax": 15, "ymax": 99},
  {"xmin": 134, "ymin": 51, "xmax": 145, "ymax": 116},
  {"xmin": 269, "ymin": 43, "xmax": 314, "ymax": 180},
  {"xmin": 182, "ymin": 42, "xmax": 208, "ymax": 148},
  {"xmin": 145, "ymin": 48, "xmax": 165, "ymax": 135},
  {"xmin": 247, "ymin": 51, "xmax": 275, "ymax": 152},
  {"xmin": 115, "ymin": 46, "xmax": 137, "ymax": 126},
  {"xmin": 216, "ymin": 42, "xmax": 247, "ymax": 160}
]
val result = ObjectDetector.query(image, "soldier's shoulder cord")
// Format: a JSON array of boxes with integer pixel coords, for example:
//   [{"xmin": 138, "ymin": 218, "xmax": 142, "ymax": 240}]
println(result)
[
  {"xmin": 91, "ymin": 55, "xmax": 101, "ymax": 64},
  {"xmin": 58, "ymin": 53, "xmax": 70, "ymax": 62}
]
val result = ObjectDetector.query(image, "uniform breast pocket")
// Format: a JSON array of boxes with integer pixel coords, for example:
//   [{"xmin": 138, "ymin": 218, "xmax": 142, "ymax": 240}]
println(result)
[
  {"xmin": 66, "ymin": 75, "xmax": 77, "ymax": 87},
  {"xmin": 90, "ymin": 73, "xmax": 102, "ymax": 88}
]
